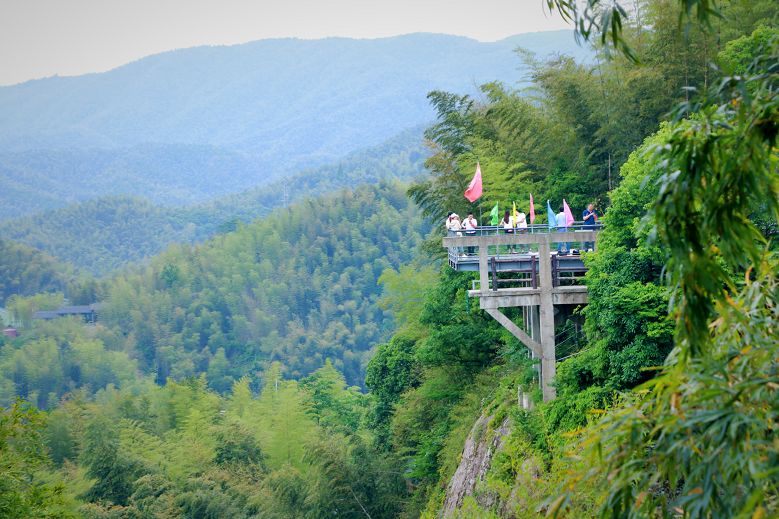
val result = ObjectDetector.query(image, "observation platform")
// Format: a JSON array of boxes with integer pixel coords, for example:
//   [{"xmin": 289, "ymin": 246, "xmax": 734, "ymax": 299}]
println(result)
[{"xmin": 443, "ymin": 223, "xmax": 602, "ymax": 401}]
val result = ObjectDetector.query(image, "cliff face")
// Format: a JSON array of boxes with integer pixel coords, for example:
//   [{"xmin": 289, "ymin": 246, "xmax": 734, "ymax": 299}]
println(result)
[{"xmin": 440, "ymin": 413, "xmax": 511, "ymax": 517}]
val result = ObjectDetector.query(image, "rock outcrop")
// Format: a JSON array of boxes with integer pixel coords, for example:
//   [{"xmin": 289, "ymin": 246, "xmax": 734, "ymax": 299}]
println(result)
[{"xmin": 440, "ymin": 413, "xmax": 512, "ymax": 518}]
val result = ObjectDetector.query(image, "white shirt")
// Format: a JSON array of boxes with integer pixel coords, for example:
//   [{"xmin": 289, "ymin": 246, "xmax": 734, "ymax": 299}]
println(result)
[
  {"xmin": 464, "ymin": 217, "xmax": 478, "ymax": 231},
  {"xmin": 502, "ymin": 216, "xmax": 515, "ymax": 229},
  {"xmin": 556, "ymin": 212, "xmax": 567, "ymax": 228},
  {"xmin": 447, "ymin": 218, "xmax": 462, "ymax": 231},
  {"xmin": 516, "ymin": 212, "xmax": 528, "ymax": 229}
]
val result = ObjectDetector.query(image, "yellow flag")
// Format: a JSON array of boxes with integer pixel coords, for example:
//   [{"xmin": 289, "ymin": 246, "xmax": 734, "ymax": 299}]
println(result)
[{"xmin": 512, "ymin": 201, "xmax": 518, "ymax": 228}]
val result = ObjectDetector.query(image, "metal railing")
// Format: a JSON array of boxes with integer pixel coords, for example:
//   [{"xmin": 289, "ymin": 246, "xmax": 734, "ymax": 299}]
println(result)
[
  {"xmin": 466, "ymin": 256, "xmax": 588, "ymax": 291},
  {"xmin": 446, "ymin": 222, "xmax": 603, "ymax": 238},
  {"xmin": 447, "ymin": 222, "xmax": 602, "ymax": 271}
]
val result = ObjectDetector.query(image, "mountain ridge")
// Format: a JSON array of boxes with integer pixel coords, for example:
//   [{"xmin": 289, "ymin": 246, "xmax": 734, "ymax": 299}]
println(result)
[
  {"xmin": 3, "ymin": 30, "xmax": 579, "ymax": 88},
  {"xmin": 0, "ymin": 30, "xmax": 588, "ymax": 152},
  {"xmin": 1, "ymin": 128, "xmax": 428, "ymax": 274},
  {"xmin": 0, "ymin": 30, "xmax": 588, "ymax": 223}
]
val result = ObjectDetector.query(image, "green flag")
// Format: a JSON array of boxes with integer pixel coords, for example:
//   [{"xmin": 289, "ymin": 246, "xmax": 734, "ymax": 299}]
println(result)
[{"xmin": 490, "ymin": 202, "xmax": 500, "ymax": 225}]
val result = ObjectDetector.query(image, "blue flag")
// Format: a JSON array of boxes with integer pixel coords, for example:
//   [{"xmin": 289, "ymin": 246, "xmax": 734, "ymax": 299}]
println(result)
[{"xmin": 547, "ymin": 200, "xmax": 556, "ymax": 229}]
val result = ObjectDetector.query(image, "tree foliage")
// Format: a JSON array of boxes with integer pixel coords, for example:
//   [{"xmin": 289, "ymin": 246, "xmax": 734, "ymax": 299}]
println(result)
[
  {"xmin": 0, "ymin": 400, "xmax": 75, "ymax": 518},
  {"xmin": 96, "ymin": 183, "xmax": 425, "ymax": 388},
  {"xmin": 4, "ymin": 363, "xmax": 408, "ymax": 518},
  {"xmin": 548, "ymin": 12, "xmax": 779, "ymax": 519},
  {"xmin": 2, "ymin": 131, "xmax": 427, "ymax": 275},
  {"xmin": 0, "ymin": 239, "xmax": 71, "ymax": 306}
]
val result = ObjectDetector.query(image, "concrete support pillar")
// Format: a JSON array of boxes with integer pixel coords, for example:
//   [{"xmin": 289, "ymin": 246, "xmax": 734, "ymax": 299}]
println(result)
[
  {"xmin": 524, "ymin": 307, "xmax": 530, "ymax": 339},
  {"xmin": 529, "ymin": 306, "xmax": 541, "ymax": 346},
  {"xmin": 478, "ymin": 244, "xmax": 489, "ymax": 295},
  {"xmin": 528, "ymin": 304, "xmax": 541, "ymax": 387},
  {"xmin": 537, "ymin": 240, "xmax": 557, "ymax": 401}
]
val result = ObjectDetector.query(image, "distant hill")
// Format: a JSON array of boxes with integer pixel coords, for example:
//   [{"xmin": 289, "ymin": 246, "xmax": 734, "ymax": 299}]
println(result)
[
  {"xmin": 0, "ymin": 143, "xmax": 274, "ymax": 219},
  {"xmin": 1, "ymin": 183, "xmax": 426, "ymax": 408},
  {"xmin": 0, "ymin": 31, "xmax": 589, "ymax": 218},
  {"xmin": 1, "ymin": 130, "xmax": 428, "ymax": 275},
  {"xmin": 0, "ymin": 31, "xmax": 587, "ymax": 152}
]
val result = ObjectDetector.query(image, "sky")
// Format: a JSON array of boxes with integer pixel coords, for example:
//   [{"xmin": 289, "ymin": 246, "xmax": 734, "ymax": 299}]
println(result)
[{"xmin": 0, "ymin": 0, "xmax": 571, "ymax": 86}]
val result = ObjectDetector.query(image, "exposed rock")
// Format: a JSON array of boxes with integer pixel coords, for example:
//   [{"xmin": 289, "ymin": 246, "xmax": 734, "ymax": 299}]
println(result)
[
  {"xmin": 440, "ymin": 414, "xmax": 512, "ymax": 518},
  {"xmin": 500, "ymin": 457, "xmax": 543, "ymax": 517}
]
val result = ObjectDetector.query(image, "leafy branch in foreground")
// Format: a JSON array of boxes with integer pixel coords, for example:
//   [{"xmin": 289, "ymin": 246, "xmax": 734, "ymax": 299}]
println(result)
[
  {"xmin": 551, "ymin": 29, "xmax": 779, "ymax": 519},
  {"xmin": 544, "ymin": 0, "xmax": 721, "ymax": 60},
  {"xmin": 557, "ymin": 259, "xmax": 778, "ymax": 518},
  {"xmin": 654, "ymin": 32, "xmax": 779, "ymax": 356}
]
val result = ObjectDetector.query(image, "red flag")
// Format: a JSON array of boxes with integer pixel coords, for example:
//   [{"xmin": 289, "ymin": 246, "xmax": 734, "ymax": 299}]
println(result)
[
  {"xmin": 529, "ymin": 193, "xmax": 536, "ymax": 223},
  {"xmin": 464, "ymin": 163, "xmax": 483, "ymax": 203},
  {"xmin": 563, "ymin": 199, "xmax": 575, "ymax": 227}
]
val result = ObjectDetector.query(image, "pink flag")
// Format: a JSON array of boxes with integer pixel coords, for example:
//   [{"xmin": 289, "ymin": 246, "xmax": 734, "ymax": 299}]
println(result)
[
  {"xmin": 529, "ymin": 193, "xmax": 536, "ymax": 223},
  {"xmin": 464, "ymin": 163, "xmax": 483, "ymax": 203},
  {"xmin": 563, "ymin": 199, "xmax": 575, "ymax": 227}
]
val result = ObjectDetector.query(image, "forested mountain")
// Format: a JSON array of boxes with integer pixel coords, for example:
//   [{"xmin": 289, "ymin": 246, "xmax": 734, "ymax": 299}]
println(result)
[
  {"xmin": 0, "ymin": 31, "xmax": 589, "ymax": 220},
  {"xmin": 3, "ymin": 197, "xmax": 195, "ymax": 275},
  {"xmin": 0, "ymin": 183, "xmax": 427, "ymax": 410},
  {"xmin": 0, "ymin": 144, "xmax": 271, "ymax": 219},
  {"xmin": 1, "ymin": 130, "xmax": 427, "ymax": 273},
  {"xmin": 100, "ymin": 183, "xmax": 426, "ymax": 389},
  {"xmin": 0, "ymin": 126, "xmax": 426, "ymax": 220},
  {"xmin": 0, "ymin": 31, "xmax": 586, "ymax": 152}
]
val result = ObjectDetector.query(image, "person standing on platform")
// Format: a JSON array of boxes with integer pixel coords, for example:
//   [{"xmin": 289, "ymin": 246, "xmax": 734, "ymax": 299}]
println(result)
[
  {"xmin": 582, "ymin": 203, "xmax": 598, "ymax": 251},
  {"xmin": 556, "ymin": 206, "xmax": 569, "ymax": 254},
  {"xmin": 464, "ymin": 212, "xmax": 478, "ymax": 255},
  {"xmin": 447, "ymin": 213, "xmax": 464, "ymax": 256},
  {"xmin": 515, "ymin": 205, "xmax": 528, "ymax": 253},
  {"xmin": 502, "ymin": 209, "xmax": 515, "ymax": 254},
  {"xmin": 445, "ymin": 212, "xmax": 458, "ymax": 233}
]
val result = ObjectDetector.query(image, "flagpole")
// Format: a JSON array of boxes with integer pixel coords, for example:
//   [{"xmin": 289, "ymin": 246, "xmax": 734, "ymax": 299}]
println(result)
[
  {"xmin": 475, "ymin": 159, "xmax": 481, "ymax": 235},
  {"xmin": 476, "ymin": 157, "xmax": 481, "ymax": 234},
  {"xmin": 463, "ymin": 160, "xmax": 483, "ymax": 234}
]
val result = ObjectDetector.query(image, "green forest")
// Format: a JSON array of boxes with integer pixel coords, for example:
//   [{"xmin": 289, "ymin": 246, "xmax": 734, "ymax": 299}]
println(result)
[
  {"xmin": 2, "ymin": 183, "xmax": 426, "ymax": 407},
  {"xmin": 1, "ymin": 1, "xmax": 778, "ymax": 518},
  {"xmin": 0, "ymin": 129, "xmax": 427, "ymax": 275}
]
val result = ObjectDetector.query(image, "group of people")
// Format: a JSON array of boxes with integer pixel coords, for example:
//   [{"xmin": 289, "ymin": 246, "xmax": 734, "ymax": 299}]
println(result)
[
  {"xmin": 445, "ymin": 203, "xmax": 599, "ymax": 255},
  {"xmin": 446, "ymin": 212, "xmax": 479, "ymax": 254},
  {"xmin": 555, "ymin": 203, "xmax": 599, "ymax": 253}
]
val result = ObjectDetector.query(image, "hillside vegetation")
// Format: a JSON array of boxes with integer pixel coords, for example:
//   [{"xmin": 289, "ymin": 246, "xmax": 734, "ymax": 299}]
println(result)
[
  {"xmin": 1, "ymin": 3, "xmax": 777, "ymax": 518},
  {"xmin": 0, "ymin": 239, "xmax": 72, "ymax": 304},
  {"xmin": 0, "ymin": 144, "xmax": 270, "ymax": 219},
  {"xmin": 1, "ymin": 183, "xmax": 427, "ymax": 410},
  {"xmin": 2, "ymin": 130, "xmax": 427, "ymax": 273}
]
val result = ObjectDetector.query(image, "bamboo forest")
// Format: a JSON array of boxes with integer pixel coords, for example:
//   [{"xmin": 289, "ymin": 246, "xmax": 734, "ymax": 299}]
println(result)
[{"xmin": 0, "ymin": 1, "xmax": 777, "ymax": 518}]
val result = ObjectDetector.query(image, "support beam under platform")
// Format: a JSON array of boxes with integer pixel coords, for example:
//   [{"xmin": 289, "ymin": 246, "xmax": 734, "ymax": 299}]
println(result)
[{"xmin": 483, "ymin": 308, "xmax": 541, "ymax": 358}]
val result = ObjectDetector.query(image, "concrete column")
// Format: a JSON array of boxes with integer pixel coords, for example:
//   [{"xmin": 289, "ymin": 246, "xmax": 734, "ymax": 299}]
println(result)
[
  {"xmin": 537, "ymin": 239, "xmax": 556, "ymax": 401},
  {"xmin": 522, "ymin": 307, "xmax": 532, "ymax": 341},
  {"xmin": 528, "ymin": 304, "xmax": 541, "ymax": 388},
  {"xmin": 529, "ymin": 306, "xmax": 541, "ymax": 345},
  {"xmin": 478, "ymin": 244, "xmax": 489, "ymax": 294}
]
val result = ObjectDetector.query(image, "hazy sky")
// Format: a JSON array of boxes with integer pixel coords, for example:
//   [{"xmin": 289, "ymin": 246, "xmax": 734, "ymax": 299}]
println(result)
[{"xmin": 0, "ymin": 0, "xmax": 570, "ymax": 86}]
